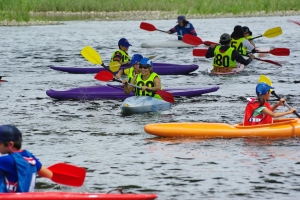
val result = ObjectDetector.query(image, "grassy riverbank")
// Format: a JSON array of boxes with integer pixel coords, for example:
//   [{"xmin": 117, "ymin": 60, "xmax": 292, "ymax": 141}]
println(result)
[{"xmin": 1, "ymin": 0, "xmax": 300, "ymax": 23}]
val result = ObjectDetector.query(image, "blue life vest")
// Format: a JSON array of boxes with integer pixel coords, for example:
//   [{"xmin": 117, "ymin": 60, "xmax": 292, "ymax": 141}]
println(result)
[{"xmin": 0, "ymin": 150, "xmax": 37, "ymax": 193}]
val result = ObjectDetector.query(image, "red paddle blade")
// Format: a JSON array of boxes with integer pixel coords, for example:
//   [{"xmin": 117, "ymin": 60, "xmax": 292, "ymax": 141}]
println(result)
[
  {"xmin": 269, "ymin": 48, "xmax": 290, "ymax": 56},
  {"xmin": 192, "ymin": 49, "xmax": 208, "ymax": 57},
  {"xmin": 204, "ymin": 41, "xmax": 219, "ymax": 46},
  {"xmin": 48, "ymin": 163, "xmax": 86, "ymax": 187},
  {"xmin": 156, "ymin": 90, "xmax": 175, "ymax": 104},
  {"xmin": 257, "ymin": 58, "xmax": 282, "ymax": 67},
  {"xmin": 288, "ymin": 19, "xmax": 300, "ymax": 26},
  {"xmin": 182, "ymin": 34, "xmax": 203, "ymax": 46},
  {"xmin": 94, "ymin": 71, "xmax": 113, "ymax": 82},
  {"xmin": 140, "ymin": 22, "xmax": 157, "ymax": 31}
]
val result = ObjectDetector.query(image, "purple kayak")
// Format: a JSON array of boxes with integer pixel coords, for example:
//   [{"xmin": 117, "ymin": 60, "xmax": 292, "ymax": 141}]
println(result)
[
  {"xmin": 49, "ymin": 62, "xmax": 199, "ymax": 75},
  {"xmin": 46, "ymin": 84, "xmax": 219, "ymax": 100}
]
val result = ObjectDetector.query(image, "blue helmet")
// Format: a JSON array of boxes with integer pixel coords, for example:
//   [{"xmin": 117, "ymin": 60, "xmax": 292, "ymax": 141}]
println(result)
[
  {"xmin": 139, "ymin": 58, "xmax": 153, "ymax": 67},
  {"xmin": 0, "ymin": 125, "xmax": 22, "ymax": 142},
  {"xmin": 130, "ymin": 54, "xmax": 143, "ymax": 65},
  {"xmin": 256, "ymin": 82, "xmax": 274, "ymax": 95}
]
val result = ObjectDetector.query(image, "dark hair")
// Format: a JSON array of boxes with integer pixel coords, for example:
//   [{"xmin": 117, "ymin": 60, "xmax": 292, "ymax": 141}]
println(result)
[
  {"xmin": 231, "ymin": 25, "xmax": 244, "ymax": 39},
  {"xmin": 3, "ymin": 139, "xmax": 22, "ymax": 150},
  {"xmin": 220, "ymin": 40, "xmax": 231, "ymax": 45},
  {"xmin": 183, "ymin": 20, "xmax": 189, "ymax": 26}
]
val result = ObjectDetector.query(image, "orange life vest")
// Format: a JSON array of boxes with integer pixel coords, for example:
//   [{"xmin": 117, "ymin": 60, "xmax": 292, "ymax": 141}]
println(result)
[{"xmin": 243, "ymin": 98, "xmax": 273, "ymax": 126}]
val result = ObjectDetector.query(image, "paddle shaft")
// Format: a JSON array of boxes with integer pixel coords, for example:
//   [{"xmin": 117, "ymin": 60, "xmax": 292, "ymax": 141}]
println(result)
[
  {"xmin": 113, "ymin": 77, "xmax": 159, "ymax": 93},
  {"xmin": 271, "ymin": 91, "xmax": 300, "ymax": 118}
]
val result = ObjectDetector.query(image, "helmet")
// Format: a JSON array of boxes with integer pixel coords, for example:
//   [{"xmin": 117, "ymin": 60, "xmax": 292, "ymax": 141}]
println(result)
[
  {"xmin": 0, "ymin": 125, "xmax": 22, "ymax": 142},
  {"xmin": 256, "ymin": 82, "xmax": 274, "ymax": 95},
  {"xmin": 130, "ymin": 54, "xmax": 143, "ymax": 65},
  {"xmin": 139, "ymin": 58, "xmax": 153, "ymax": 67}
]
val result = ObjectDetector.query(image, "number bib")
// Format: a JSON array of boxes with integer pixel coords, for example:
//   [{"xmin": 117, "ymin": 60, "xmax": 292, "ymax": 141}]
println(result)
[{"xmin": 213, "ymin": 46, "xmax": 236, "ymax": 68}]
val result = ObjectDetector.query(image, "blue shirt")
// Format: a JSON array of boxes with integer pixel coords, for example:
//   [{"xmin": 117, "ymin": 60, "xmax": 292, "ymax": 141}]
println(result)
[
  {"xmin": 169, "ymin": 23, "xmax": 197, "ymax": 40},
  {"xmin": 0, "ymin": 150, "xmax": 42, "ymax": 190}
]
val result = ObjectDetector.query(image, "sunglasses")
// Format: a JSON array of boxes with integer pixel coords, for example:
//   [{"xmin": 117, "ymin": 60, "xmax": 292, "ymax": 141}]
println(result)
[{"xmin": 139, "ymin": 65, "xmax": 151, "ymax": 69}]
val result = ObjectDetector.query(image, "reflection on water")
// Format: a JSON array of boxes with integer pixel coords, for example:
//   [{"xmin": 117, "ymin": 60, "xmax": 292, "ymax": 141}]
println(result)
[{"xmin": 0, "ymin": 16, "xmax": 300, "ymax": 199}]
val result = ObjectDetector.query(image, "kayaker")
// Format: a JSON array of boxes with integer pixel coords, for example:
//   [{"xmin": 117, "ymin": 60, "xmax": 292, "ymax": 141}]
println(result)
[
  {"xmin": 242, "ymin": 26, "xmax": 255, "ymax": 47},
  {"xmin": 205, "ymin": 33, "xmax": 255, "ymax": 73},
  {"xmin": 166, "ymin": 15, "xmax": 197, "ymax": 41},
  {"xmin": 243, "ymin": 82, "xmax": 296, "ymax": 126},
  {"xmin": 115, "ymin": 54, "xmax": 143, "ymax": 83},
  {"xmin": 231, "ymin": 25, "xmax": 255, "ymax": 55},
  {"xmin": 0, "ymin": 125, "xmax": 53, "ymax": 192},
  {"xmin": 111, "ymin": 38, "xmax": 131, "ymax": 65},
  {"xmin": 124, "ymin": 58, "xmax": 162, "ymax": 100}
]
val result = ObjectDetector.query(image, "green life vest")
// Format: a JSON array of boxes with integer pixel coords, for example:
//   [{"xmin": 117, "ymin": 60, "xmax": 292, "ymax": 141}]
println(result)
[
  {"xmin": 111, "ymin": 50, "xmax": 130, "ymax": 63},
  {"xmin": 213, "ymin": 46, "xmax": 236, "ymax": 68},
  {"xmin": 230, "ymin": 37, "xmax": 247, "ymax": 55},
  {"xmin": 124, "ymin": 67, "xmax": 136, "ymax": 83},
  {"xmin": 134, "ymin": 72, "xmax": 162, "ymax": 100},
  {"xmin": 246, "ymin": 35, "xmax": 253, "ymax": 40}
]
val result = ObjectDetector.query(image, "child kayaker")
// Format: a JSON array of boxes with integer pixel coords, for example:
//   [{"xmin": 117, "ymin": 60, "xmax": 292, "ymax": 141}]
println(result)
[
  {"xmin": 242, "ymin": 26, "xmax": 255, "ymax": 47},
  {"xmin": 115, "ymin": 54, "xmax": 143, "ymax": 83},
  {"xmin": 243, "ymin": 82, "xmax": 296, "ymax": 126},
  {"xmin": 0, "ymin": 125, "xmax": 53, "ymax": 192},
  {"xmin": 167, "ymin": 15, "xmax": 197, "ymax": 41},
  {"xmin": 111, "ymin": 38, "xmax": 131, "ymax": 65},
  {"xmin": 231, "ymin": 25, "xmax": 255, "ymax": 55},
  {"xmin": 124, "ymin": 58, "xmax": 162, "ymax": 100},
  {"xmin": 205, "ymin": 33, "xmax": 254, "ymax": 73}
]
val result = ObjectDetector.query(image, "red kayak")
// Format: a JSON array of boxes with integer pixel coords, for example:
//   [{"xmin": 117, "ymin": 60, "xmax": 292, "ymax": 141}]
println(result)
[{"xmin": 0, "ymin": 192, "xmax": 157, "ymax": 200}]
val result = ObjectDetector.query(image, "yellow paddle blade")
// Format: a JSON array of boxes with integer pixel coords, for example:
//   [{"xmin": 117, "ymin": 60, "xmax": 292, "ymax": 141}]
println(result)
[
  {"xmin": 81, "ymin": 46, "xmax": 102, "ymax": 65},
  {"xmin": 258, "ymin": 75, "xmax": 273, "ymax": 92},
  {"xmin": 109, "ymin": 61, "xmax": 121, "ymax": 72},
  {"xmin": 262, "ymin": 26, "xmax": 282, "ymax": 38}
]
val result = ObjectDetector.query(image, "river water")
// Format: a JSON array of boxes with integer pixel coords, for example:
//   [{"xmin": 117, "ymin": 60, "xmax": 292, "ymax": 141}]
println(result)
[{"xmin": 0, "ymin": 16, "xmax": 300, "ymax": 199}]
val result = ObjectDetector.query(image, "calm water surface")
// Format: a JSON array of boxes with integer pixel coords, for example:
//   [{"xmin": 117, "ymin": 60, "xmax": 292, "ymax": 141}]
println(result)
[{"xmin": 0, "ymin": 16, "xmax": 300, "ymax": 199}]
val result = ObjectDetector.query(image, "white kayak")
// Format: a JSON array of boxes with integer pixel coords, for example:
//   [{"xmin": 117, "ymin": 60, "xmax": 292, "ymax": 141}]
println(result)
[
  {"xmin": 141, "ymin": 40, "xmax": 196, "ymax": 48},
  {"xmin": 207, "ymin": 63, "xmax": 246, "ymax": 75},
  {"xmin": 120, "ymin": 96, "xmax": 172, "ymax": 115}
]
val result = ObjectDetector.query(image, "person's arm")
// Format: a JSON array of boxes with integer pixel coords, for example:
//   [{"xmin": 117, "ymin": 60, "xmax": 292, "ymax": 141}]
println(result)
[
  {"xmin": 232, "ymin": 50, "xmax": 254, "ymax": 66},
  {"xmin": 205, "ymin": 46, "xmax": 216, "ymax": 58},
  {"xmin": 124, "ymin": 75, "xmax": 137, "ymax": 94},
  {"xmin": 242, "ymin": 39, "xmax": 255, "ymax": 52},
  {"xmin": 115, "ymin": 69, "xmax": 124, "ymax": 79},
  {"xmin": 262, "ymin": 107, "xmax": 296, "ymax": 118},
  {"xmin": 188, "ymin": 23, "xmax": 197, "ymax": 36},
  {"xmin": 38, "ymin": 166, "xmax": 53, "ymax": 179},
  {"xmin": 112, "ymin": 52, "xmax": 129, "ymax": 65},
  {"xmin": 141, "ymin": 77, "xmax": 161, "ymax": 92},
  {"xmin": 167, "ymin": 26, "xmax": 177, "ymax": 34}
]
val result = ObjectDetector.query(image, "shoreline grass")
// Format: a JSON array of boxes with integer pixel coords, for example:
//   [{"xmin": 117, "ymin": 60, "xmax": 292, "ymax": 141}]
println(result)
[{"xmin": 1, "ymin": 0, "xmax": 300, "ymax": 23}]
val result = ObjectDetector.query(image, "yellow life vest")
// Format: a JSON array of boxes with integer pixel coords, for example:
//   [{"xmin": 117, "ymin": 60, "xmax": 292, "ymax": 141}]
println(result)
[
  {"xmin": 111, "ymin": 50, "xmax": 130, "ymax": 63},
  {"xmin": 246, "ymin": 35, "xmax": 253, "ymax": 40},
  {"xmin": 124, "ymin": 67, "xmax": 136, "ymax": 83},
  {"xmin": 230, "ymin": 37, "xmax": 247, "ymax": 55},
  {"xmin": 213, "ymin": 46, "xmax": 236, "ymax": 68},
  {"xmin": 134, "ymin": 72, "xmax": 162, "ymax": 100}
]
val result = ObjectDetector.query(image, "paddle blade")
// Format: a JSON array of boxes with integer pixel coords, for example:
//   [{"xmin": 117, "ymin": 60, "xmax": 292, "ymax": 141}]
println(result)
[
  {"xmin": 156, "ymin": 90, "xmax": 175, "ymax": 104},
  {"xmin": 94, "ymin": 70, "xmax": 114, "ymax": 82},
  {"xmin": 269, "ymin": 48, "xmax": 290, "ymax": 56},
  {"xmin": 288, "ymin": 19, "xmax": 300, "ymax": 26},
  {"xmin": 140, "ymin": 22, "xmax": 157, "ymax": 31},
  {"xmin": 256, "ymin": 58, "xmax": 282, "ymax": 67},
  {"xmin": 81, "ymin": 46, "xmax": 102, "ymax": 65},
  {"xmin": 258, "ymin": 75, "xmax": 273, "ymax": 92},
  {"xmin": 48, "ymin": 163, "xmax": 86, "ymax": 187},
  {"xmin": 263, "ymin": 26, "xmax": 282, "ymax": 38},
  {"xmin": 109, "ymin": 61, "xmax": 121, "ymax": 72},
  {"xmin": 192, "ymin": 49, "xmax": 208, "ymax": 57},
  {"xmin": 182, "ymin": 34, "xmax": 203, "ymax": 46}
]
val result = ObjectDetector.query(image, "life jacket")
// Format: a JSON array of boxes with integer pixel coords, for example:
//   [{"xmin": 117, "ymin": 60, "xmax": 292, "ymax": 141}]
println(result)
[
  {"xmin": 243, "ymin": 98, "xmax": 273, "ymax": 126},
  {"xmin": 230, "ymin": 37, "xmax": 247, "ymax": 55},
  {"xmin": 0, "ymin": 150, "xmax": 37, "ymax": 193},
  {"xmin": 110, "ymin": 50, "xmax": 130, "ymax": 63},
  {"xmin": 134, "ymin": 72, "xmax": 162, "ymax": 100},
  {"xmin": 124, "ymin": 67, "xmax": 136, "ymax": 83},
  {"xmin": 246, "ymin": 35, "xmax": 253, "ymax": 40},
  {"xmin": 213, "ymin": 46, "xmax": 236, "ymax": 68}
]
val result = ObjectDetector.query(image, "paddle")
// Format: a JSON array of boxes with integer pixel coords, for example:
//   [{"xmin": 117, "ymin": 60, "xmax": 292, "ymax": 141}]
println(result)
[
  {"xmin": 109, "ymin": 56, "xmax": 157, "ymax": 73},
  {"xmin": 47, "ymin": 163, "xmax": 86, "ymax": 187},
  {"xmin": 250, "ymin": 26, "xmax": 282, "ymax": 40},
  {"xmin": 243, "ymin": 55, "xmax": 282, "ymax": 66},
  {"xmin": 258, "ymin": 75, "xmax": 300, "ymax": 118},
  {"xmin": 288, "ymin": 19, "xmax": 300, "ymax": 26},
  {"xmin": 140, "ymin": 22, "xmax": 203, "ymax": 46},
  {"xmin": 94, "ymin": 71, "xmax": 175, "ymax": 104},
  {"xmin": 256, "ymin": 48, "xmax": 290, "ymax": 56}
]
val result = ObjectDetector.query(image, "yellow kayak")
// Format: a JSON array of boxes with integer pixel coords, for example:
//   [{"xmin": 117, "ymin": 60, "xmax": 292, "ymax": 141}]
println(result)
[{"xmin": 144, "ymin": 118, "xmax": 300, "ymax": 138}]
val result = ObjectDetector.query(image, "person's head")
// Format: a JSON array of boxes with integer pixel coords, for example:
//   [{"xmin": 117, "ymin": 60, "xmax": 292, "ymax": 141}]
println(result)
[
  {"xmin": 0, "ymin": 125, "xmax": 22, "ymax": 154},
  {"xmin": 130, "ymin": 54, "xmax": 143, "ymax": 73},
  {"xmin": 231, "ymin": 25, "xmax": 244, "ymax": 39},
  {"xmin": 256, "ymin": 82, "xmax": 274, "ymax": 106},
  {"xmin": 242, "ymin": 26, "xmax": 252, "ymax": 37},
  {"xmin": 139, "ymin": 58, "xmax": 153, "ymax": 76},
  {"xmin": 219, "ymin": 33, "xmax": 231, "ymax": 45},
  {"xmin": 118, "ymin": 38, "xmax": 132, "ymax": 51},
  {"xmin": 177, "ymin": 15, "xmax": 188, "ymax": 27}
]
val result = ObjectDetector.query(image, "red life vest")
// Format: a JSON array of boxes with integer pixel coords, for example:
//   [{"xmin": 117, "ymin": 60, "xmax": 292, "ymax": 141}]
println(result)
[{"xmin": 243, "ymin": 98, "xmax": 273, "ymax": 126}]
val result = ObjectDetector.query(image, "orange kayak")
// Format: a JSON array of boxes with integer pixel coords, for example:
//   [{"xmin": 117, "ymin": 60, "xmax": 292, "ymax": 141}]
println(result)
[{"xmin": 144, "ymin": 118, "xmax": 300, "ymax": 138}]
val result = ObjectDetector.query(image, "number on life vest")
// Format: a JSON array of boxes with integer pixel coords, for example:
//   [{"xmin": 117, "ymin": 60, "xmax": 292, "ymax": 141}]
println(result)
[{"xmin": 214, "ymin": 54, "xmax": 230, "ymax": 67}]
